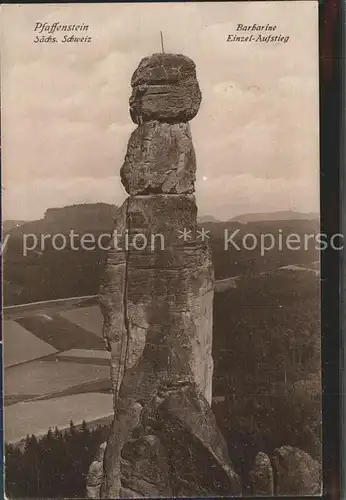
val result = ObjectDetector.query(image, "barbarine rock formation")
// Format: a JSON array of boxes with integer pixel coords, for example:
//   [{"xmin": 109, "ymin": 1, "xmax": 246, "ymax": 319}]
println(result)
[{"xmin": 89, "ymin": 53, "xmax": 242, "ymax": 498}]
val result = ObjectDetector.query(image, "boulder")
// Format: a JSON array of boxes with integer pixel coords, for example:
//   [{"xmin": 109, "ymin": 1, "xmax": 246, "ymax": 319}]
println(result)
[
  {"xmin": 86, "ymin": 443, "xmax": 106, "ymax": 499},
  {"xmin": 121, "ymin": 122, "xmax": 196, "ymax": 195},
  {"xmin": 154, "ymin": 384, "xmax": 242, "ymax": 496},
  {"xmin": 129, "ymin": 53, "xmax": 201, "ymax": 124},
  {"xmin": 272, "ymin": 446, "xmax": 322, "ymax": 495},
  {"xmin": 248, "ymin": 452, "xmax": 274, "ymax": 496}
]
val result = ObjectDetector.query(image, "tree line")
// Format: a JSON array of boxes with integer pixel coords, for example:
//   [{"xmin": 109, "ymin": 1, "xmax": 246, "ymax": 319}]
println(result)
[
  {"xmin": 212, "ymin": 271, "xmax": 322, "ymax": 479},
  {"xmin": 5, "ymin": 421, "xmax": 109, "ymax": 498}
]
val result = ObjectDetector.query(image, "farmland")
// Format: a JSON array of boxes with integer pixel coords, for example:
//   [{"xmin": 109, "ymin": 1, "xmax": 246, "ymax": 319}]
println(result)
[
  {"xmin": 4, "ymin": 320, "xmax": 57, "ymax": 368},
  {"xmin": 3, "ymin": 300, "xmax": 113, "ymax": 444},
  {"xmin": 57, "ymin": 348, "xmax": 110, "ymax": 360},
  {"xmin": 16, "ymin": 313, "xmax": 104, "ymax": 351},
  {"xmin": 59, "ymin": 305, "xmax": 103, "ymax": 337},
  {"xmin": 5, "ymin": 393, "xmax": 113, "ymax": 444},
  {"xmin": 5, "ymin": 360, "xmax": 110, "ymax": 397}
]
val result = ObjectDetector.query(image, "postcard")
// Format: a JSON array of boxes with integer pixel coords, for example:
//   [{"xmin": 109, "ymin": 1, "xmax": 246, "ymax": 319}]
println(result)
[{"xmin": 1, "ymin": 2, "xmax": 322, "ymax": 497}]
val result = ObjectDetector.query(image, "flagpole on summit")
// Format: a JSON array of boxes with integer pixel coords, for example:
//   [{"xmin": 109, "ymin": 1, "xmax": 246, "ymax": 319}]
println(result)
[{"xmin": 160, "ymin": 31, "xmax": 165, "ymax": 53}]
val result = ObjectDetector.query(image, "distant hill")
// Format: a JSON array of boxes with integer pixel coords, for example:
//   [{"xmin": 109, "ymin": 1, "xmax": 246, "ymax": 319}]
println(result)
[
  {"xmin": 2, "ymin": 220, "xmax": 28, "ymax": 233},
  {"xmin": 229, "ymin": 211, "xmax": 319, "ymax": 224},
  {"xmin": 8, "ymin": 203, "xmax": 118, "ymax": 236},
  {"xmin": 198, "ymin": 214, "xmax": 220, "ymax": 223},
  {"xmin": 201, "ymin": 218, "xmax": 319, "ymax": 280},
  {"xmin": 3, "ymin": 203, "xmax": 320, "ymax": 306}
]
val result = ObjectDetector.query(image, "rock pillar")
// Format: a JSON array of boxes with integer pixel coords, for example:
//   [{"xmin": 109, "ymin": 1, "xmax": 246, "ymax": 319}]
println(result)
[{"xmin": 97, "ymin": 53, "xmax": 241, "ymax": 498}]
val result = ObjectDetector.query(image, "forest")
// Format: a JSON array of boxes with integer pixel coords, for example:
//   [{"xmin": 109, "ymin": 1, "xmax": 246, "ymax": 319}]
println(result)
[
  {"xmin": 5, "ymin": 422, "xmax": 109, "ymax": 498},
  {"xmin": 212, "ymin": 269, "xmax": 321, "ymax": 484}
]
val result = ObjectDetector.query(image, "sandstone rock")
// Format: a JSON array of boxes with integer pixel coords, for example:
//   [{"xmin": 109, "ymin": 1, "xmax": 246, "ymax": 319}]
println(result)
[
  {"xmin": 154, "ymin": 384, "xmax": 242, "ymax": 497},
  {"xmin": 99, "ymin": 197, "xmax": 219, "ymax": 497},
  {"xmin": 120, "ymin": 434, "xmax": 171, "ymax": 497},
  {"xmin": 86, "ymin": 442, "xmax": 106, "ymax": 499},
  {"xmin": 121, "ymin": 122, "xmax": 196, "ymax": 195},
  {"xmin": 96, "ymin": 53, "xmax": 239, "ymax": 499},
  {"xmin": 100, "ymin": 194, "xmax": 213, "ymax": 404},
  {"xmin": 126, "ymin": 193, "xmax": 197, "ymax": 246},
  {"xmin": 248, "ymin": 452, "xmax": 274, "ymax": 496},
  {"xmin": 272, "ymin": 446, "xmax": 322, "ymax": 495},
  {"xmin": 106, "ymin": 383, "xmax": 241, "ymax": 498},
  {"xmin": 119, "ymin": 487, "xmax": 144, "ymax": 498},
  {"xmin": 100, "ymin": 233, "xmax": 215, "ymax": 497},
  {"xmin": 99, "ymin": 201, "xmax": 128, "ymax": 405},
  {"xmin": 129, "ymin": 53, "xmax": 201, "ymax": 124}
]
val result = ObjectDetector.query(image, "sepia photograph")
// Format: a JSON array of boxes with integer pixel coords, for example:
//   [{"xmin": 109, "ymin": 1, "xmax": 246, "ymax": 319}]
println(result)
[{"xmin": 1, "ymin": 2, "xmax": 322, "ymax": 497}]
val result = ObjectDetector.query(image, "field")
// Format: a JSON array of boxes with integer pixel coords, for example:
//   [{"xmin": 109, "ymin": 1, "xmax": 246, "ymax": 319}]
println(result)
[
  {"xmin": 5, "ymin": 360, "xmax": 110, "ymax": 397},
  {"xmin": 57, "ymin": 348, "xmax": 111, "ymax": 360},
  {"xmin": 16, "ymin": 313, "xmax": 104, "ymax": 351},
  {"xmin": 4, "ymin": 320, "xmax": 57, "ymax": 368},
  {"xmin": 5, "ymin": 393, "xmax": 113, "ymax": 444},
  {"xmin": 3, "ymin": 300, "xmax": 113, "ymax": 444},
  {"xmin": 59, "ymin": 306, "xmax": 103, "ymax": 337}
]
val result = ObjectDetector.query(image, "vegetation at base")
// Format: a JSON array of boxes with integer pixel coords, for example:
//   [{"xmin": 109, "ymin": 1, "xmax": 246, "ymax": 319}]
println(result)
[
  {"xmin": 212, "ymin": 270, "xmax": 321, "ymax": 479},
  {"xmin": 5, "ymin": 421, "xmax": 109, "ymax": 498}
]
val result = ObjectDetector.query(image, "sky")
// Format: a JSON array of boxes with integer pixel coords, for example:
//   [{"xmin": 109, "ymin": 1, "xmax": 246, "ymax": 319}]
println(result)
[{"xmin": 1, "ymin": 1, "xmax": 319, "ymax": 221}]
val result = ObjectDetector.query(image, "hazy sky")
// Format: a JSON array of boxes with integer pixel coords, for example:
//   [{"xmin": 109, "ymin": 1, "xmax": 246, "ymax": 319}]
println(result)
[{"xmin": 1, "ymin": 1, "xmax": 319, "ymax": 221}]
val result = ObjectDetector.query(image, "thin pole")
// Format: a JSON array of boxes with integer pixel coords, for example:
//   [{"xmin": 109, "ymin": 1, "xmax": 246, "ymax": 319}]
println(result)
[{"xmin": 160, "ymin": 31, "xmax": 165, "ymax": 53}]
